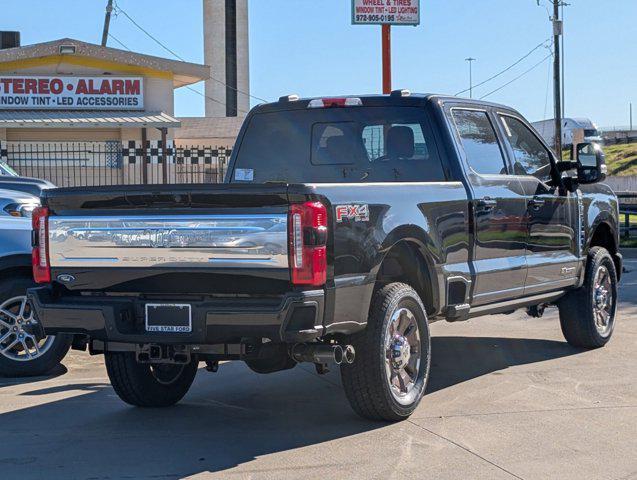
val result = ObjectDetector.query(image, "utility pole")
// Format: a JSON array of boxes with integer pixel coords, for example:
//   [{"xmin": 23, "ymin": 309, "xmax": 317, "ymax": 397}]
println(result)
[
  {"xmin": 465, "ymin": 57, "xmax": 476, "ymax": 99},
  {"xmin": 101, "ymin": 0, "xmax": 114, "ymax": 47},
  {"xmin": 552, "ymin": 0, "xmax": 563, "ymax": 159},
  {"xmin": 631, "ymin": 102, "xmax": 633, "ymax": 131}
]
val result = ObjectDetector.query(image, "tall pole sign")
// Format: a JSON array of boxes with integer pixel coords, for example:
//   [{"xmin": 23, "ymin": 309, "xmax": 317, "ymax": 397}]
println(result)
[{"xmin": 352, "ymin": 0, "xmax": 421, "ymax": 94}]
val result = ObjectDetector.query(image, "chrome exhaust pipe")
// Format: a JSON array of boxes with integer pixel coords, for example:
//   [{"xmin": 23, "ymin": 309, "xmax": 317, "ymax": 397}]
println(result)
[
  {"xmin": 342, "ymin": 344, "xmax": 355, "ymax": 364},
  {"xmin": 291, "ymin": 344, "xmax": 354, "ymax": 365}
]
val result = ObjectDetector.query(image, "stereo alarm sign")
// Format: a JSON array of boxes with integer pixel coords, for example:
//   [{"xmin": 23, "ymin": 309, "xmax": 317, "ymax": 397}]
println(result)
[
  {"xmin": 352, "ymin": 0, "xmax": 420, "ymax": 26},
  {"xmin": 0, "ymin": 76, "xmax": 144, "ymax": 110}
]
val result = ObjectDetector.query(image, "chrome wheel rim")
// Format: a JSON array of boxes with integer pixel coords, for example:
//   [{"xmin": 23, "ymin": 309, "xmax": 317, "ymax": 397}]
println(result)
[
  {"xmin": 593, "ymin": 265, "xmax": 614, "ymax": 337},
  {"xmin": 0, "ymin": 295, "xmax": 55, "ymax": 362},
  {"xmin": 384, "ymin": 307, "xmax": 421, "ymax": 405}
]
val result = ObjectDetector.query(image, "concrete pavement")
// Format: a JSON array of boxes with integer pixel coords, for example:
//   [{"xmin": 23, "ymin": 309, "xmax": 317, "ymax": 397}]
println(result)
[{"xmin": 1, "ymin": 264, "xmax": 636, "ymax": 479}]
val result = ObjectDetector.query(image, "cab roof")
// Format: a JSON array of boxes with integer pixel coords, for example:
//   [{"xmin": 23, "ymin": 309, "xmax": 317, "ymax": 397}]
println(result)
[{"xmin": 251, "ymin": 92, "xmax": 516, "ymax": 115}]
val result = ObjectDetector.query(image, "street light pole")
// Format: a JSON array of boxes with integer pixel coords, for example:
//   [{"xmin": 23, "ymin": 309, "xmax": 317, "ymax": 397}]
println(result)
[{"xmin": 465, "ymin": 57, "xmax": 476, "ymax": 99}]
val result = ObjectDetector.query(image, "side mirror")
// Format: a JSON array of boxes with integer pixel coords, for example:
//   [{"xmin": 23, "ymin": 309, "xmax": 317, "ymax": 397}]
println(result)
[{"xmin": 575, "ymin": 142, "xmax": 606, "ymax": 184}]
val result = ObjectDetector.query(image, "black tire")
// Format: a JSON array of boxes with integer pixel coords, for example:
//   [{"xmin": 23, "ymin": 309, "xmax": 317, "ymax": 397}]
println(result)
[
  {"xmin": 558, "ymin": 246, "xmax": 618, "ymax": 348},
  {"xmin": 0, "ymin": 274, "xmax": 72, "ymax": 377},
  {"xmin": 105, "ymin": 351, "xmax": 198, "ymax": 407},
  {"xmin": 341, "ymin": 282, "xmax": 431, "ymax": 422}
]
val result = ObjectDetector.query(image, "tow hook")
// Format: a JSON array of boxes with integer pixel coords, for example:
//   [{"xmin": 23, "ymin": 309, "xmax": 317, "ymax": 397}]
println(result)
[{"xmin": 290, "ymin": 343, "xmax": 355, "ymax": 366}]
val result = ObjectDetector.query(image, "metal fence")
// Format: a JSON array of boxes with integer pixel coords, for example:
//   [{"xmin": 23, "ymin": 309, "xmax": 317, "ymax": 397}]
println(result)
[
  {"xmin": 1, "ymin": 141, "xmax": 231, "ymax": 187},
  {"xmin": 618, "ymin": 192, "xmax": 637, "ymax": 242}
]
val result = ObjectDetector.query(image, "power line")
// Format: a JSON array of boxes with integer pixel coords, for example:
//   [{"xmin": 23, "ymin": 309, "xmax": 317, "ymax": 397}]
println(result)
[
  {"xmin": 480, "ymin": 52, "xmax": 554, "ymax": 100},
  {"xmin": 455, "ymin": 38, "xmax": 552, "ymax": 96},
  {"xmin": 107, "ymin": 33, "xmax": 250, "ymax": 115},
  {"xmin": 112, "ymin": 1, "xmax": 268, "ymax": 104},
  {"xmin": 108, "ymin": 33, "xmax": 130, "ymax": 51}
]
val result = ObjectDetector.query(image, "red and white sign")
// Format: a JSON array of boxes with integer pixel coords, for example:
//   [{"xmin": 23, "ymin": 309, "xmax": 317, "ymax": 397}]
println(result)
[
  {"xmin": 0, "ymin": 76, "xmax": 144, "ymax": 110},
  {"xmin": 352, "ymin": 0, "xmax": 420, "ymax": 26}
]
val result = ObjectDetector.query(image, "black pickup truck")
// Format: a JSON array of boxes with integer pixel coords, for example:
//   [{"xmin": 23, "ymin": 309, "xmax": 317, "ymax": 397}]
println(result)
[{"xmin": 27, "ymin": 92, "xmax": 620, "ymax": 421}]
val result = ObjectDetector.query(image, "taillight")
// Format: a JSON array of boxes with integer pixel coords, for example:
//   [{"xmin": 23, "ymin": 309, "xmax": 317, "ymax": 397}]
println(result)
[
  {"xmin": 289, "ymin": 202, "xmax": 328, "ymax": 286},
  {"xmin": 31, "ymin": 206, "xmax": 51, "ymax": 283}
]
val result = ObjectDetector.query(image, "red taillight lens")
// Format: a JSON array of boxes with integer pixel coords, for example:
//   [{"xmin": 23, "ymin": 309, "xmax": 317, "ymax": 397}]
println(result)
[
  {"xmin": 31, "ymin": 206, "xmax": 51, "ymax": 283},
  {"xmin": 307, "ymin": 97, "xmax": 363, "ymax": 109},
  {"xmin": 289, "ymin": 201, "xmax": 328, "ymax": 286}
]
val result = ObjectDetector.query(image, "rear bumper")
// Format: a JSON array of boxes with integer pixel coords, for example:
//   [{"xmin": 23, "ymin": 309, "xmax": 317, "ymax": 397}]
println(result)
[{"xmin": 28, "ymin": 287, "xmax": 325, "ymax": 344}]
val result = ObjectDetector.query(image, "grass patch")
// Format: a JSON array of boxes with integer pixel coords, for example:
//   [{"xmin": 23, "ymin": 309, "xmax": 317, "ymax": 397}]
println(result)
[{"xmin": 603, "ymin": 143, "xmax": 637, "ymax": 176}]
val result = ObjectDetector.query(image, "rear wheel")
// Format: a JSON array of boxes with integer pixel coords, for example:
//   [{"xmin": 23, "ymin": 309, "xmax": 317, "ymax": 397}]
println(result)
[
  {"xmin": 558, "ymin": 247, "xmax": 618, "ymax": 348},
  {"xmin": 341, "ymin": 283, "xmax": 431, "ymax": 421},
  {"xmin": 105, "ymin": 351, "xmax": 198, "ymax": 407},
  {"xmin": 0, "ymin": 275, "xmax": 72, "ymax": 377}
]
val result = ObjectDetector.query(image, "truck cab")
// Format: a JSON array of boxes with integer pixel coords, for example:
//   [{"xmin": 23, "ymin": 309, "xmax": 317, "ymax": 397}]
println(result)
[{"xmin": 27, "ymin": 92, "xmax": 620, "ymax": 421}]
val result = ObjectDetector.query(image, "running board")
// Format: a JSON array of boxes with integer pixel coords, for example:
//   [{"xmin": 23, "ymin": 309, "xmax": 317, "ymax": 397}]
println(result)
[{"xmin": 445, "ymin": 291, "xmax": 566, "ymax": 322}]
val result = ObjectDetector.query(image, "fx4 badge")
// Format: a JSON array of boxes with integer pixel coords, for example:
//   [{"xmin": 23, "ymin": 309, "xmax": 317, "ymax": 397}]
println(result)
[{"xmin": 335, "ymin": 204, "xmax": 370, "ymax": 223}]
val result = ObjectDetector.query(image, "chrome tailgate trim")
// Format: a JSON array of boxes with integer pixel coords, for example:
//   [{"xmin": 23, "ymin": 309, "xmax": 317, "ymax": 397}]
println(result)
[{"xmin": 48, "ymin": 215, "xmax": 288, "ymax": 269}]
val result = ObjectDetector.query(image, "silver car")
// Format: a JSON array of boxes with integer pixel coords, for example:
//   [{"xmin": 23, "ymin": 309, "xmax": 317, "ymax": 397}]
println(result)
[{"xmin": 0, "ymin": 188, "xmax": 71, "ymax": 377}]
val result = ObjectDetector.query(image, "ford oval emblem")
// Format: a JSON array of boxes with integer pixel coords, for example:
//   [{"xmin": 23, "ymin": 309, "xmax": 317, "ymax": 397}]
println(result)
[{"xmin": 57, "ymin": 274, "xmax": 76, "ymax": 283}]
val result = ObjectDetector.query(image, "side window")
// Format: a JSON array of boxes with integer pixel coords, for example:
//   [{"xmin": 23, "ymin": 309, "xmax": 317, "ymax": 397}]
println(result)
[
  {"xmin": 451, "ymin": 109, "xmax": 507, "ymax": 175},
  {"xmin": 499, "ymin": 115, "xmax": 552, "ymax": 182}
]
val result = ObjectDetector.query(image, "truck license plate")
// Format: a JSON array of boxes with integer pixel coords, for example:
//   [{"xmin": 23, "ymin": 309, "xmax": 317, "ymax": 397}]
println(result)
[{"xmin": 145, "ymin": 304, "xmax": 192, "ymax": 333}]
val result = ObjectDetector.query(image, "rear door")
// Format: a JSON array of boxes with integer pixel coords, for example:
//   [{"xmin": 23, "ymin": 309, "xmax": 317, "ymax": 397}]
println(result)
[
  {"xmin": 448, "ymin": 106, "xmax": 528, "ymax": 306},
  {"xmin": 494, "ymin": 112, "xmax": 579, "ymax": 294}
]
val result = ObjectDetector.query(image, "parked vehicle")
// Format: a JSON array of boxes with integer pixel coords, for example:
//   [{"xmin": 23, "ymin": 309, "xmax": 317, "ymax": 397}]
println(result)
[
  {"xmin": 28, "ymin": 92, "xmax": 620, "ymax": 420},
  {"xmin": 0, "ymin": 161, "xmax": 55, "ymax": 196},
  {"xmin": 532, "ymin": 117, "xmax": 603, "ymax": 148},
  {"xmin": 0, "ymin": 188, "xmax": 71, "ymax": 377}
]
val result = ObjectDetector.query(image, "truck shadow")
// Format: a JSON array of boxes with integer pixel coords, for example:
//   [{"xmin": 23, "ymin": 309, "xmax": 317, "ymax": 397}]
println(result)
[
  {"xmin": 427, "ymin": 335, "xmax": 582, "ymax": 393},
  {"xmin": 0, "ymin": 336, "xmax": 583, "ymax": 478}
]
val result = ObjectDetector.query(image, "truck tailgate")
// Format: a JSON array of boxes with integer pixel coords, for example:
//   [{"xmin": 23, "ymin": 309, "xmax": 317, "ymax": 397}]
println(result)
[{"xmin": 42, "ymin": 184, "xmax": 296, "ymax": 294}]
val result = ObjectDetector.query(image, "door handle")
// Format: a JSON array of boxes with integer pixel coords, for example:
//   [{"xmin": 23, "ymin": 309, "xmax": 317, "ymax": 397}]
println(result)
[
  {"xmin": 476, "ymin": 197, "xmax": 497, "ymax": 212},
  {"xmin": 528, "ymin": 197, "xmax": 546, "ymax": 210}
]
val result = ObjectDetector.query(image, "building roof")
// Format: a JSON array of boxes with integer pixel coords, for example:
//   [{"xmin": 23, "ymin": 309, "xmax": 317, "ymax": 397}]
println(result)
[
  {"xmin": 174, "ymin": 116, "xmax": 245, "ymax": 139},
  {"xmin": 0, "ymin": 110, "xmax": 180, "ymax": 129},
  {"xmin": 0, "ymin": 38, "xmax": 209, "ymax": 88}
]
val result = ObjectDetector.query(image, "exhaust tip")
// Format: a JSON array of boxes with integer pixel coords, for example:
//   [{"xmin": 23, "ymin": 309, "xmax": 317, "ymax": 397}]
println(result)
[
  {"xmin": 343, "ymin": 345, "xmax": 355, "ymax": 364},
  {"xmin": 332, "ymin": 345, "xmax": 344, "ymax": 365}
]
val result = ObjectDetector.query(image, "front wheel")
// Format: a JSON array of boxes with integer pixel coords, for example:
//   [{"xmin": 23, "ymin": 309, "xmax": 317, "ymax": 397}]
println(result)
[
  {"xmin": 558, "ymin": 246, "xmax": 618, "ymax": 348},
  {"xmin": 341, "ymin": 283, "xmax": 431, "ymax": 422},
  {"xmin": 105, "ymin": 352, "xmax": 199, "ymax": 407}
]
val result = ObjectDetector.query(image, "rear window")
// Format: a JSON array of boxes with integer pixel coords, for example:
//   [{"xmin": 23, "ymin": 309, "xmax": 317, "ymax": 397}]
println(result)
[{"xmin": 232, "ymin": 106, "xmax": 445, "ymax": 183}]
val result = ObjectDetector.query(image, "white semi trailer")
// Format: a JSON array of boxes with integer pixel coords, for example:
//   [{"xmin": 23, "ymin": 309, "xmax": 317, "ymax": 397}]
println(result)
[{"xmin": 532, "ymin": 118, "xmax": 602, "ymax": 148}]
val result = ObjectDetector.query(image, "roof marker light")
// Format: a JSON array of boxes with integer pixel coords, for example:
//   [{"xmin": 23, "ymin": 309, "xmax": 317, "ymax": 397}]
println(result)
[
  {"xmin": 279, "ymin": 94, "xmax": 300, "ymax": 102},
  {"xmin": 390, "ymin": 89, "xmax": 411, "ymax": 97}
]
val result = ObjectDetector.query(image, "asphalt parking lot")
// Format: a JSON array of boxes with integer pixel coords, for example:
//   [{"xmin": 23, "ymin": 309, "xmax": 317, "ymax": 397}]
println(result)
[{"xmin": 1, "ymin": 260, "xmax": 636, "ymax": 480}]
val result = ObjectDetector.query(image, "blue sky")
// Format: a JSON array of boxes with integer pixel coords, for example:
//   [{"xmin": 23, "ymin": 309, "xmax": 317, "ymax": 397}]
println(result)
[{"xmin": 3, "ymin": 0, "xmax": 635, "ymax": 128}]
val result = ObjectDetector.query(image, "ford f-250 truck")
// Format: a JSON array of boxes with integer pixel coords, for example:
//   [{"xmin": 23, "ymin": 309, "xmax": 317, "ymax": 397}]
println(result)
[{"xmin": 27, "ymin": 92, "xmax": 620, "ymax": 421}]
